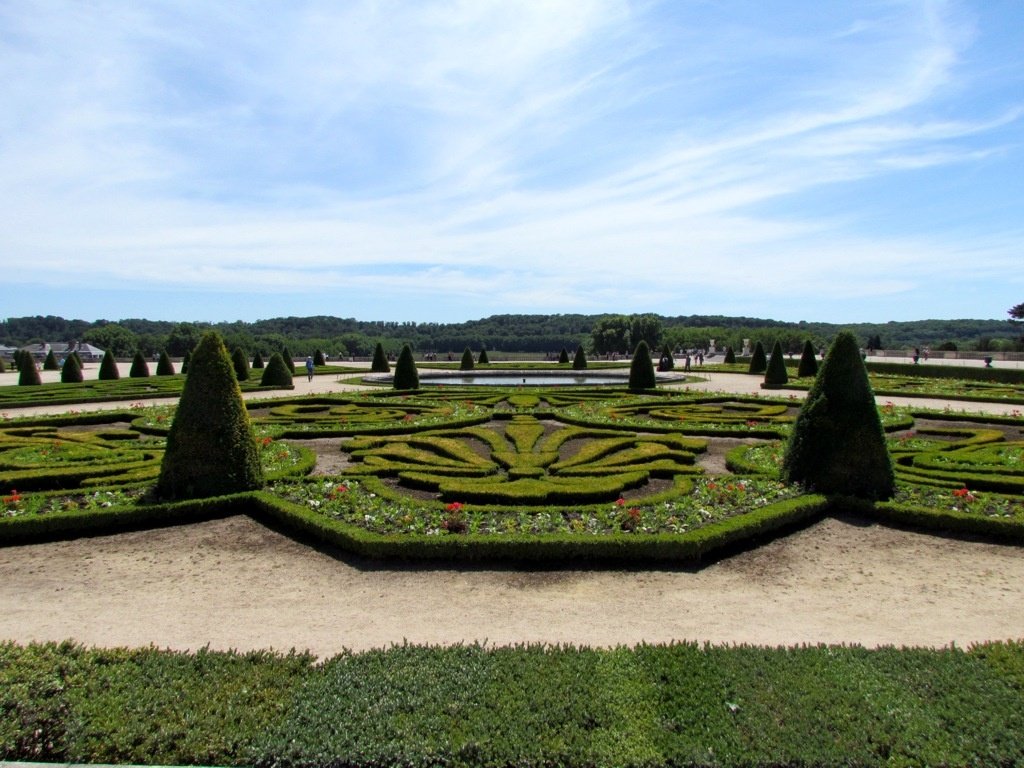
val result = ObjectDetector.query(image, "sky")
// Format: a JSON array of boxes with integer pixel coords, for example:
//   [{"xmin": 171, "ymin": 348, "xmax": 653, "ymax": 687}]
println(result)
[{"xmin": 2, "ymin": 1, "xmax": 1022, "ymax": 326}]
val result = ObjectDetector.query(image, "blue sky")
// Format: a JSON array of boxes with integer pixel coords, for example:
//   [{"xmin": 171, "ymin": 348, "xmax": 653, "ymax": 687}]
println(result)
[{"xmin": 2, "ymin": 0, "xmax": 1022, "ymax": 325}]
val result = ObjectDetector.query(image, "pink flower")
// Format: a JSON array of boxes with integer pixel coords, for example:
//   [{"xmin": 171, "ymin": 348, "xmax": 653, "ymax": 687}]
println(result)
[{"xmin": 615, "ymin": 497, "xmax": 626, "ymax": 506}]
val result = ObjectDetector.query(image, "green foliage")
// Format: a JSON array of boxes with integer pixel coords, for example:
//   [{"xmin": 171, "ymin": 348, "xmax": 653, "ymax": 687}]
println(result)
[
  {"xmin": 762, "ymin": 341, "xmax": 788, "ymax": 389},
  {"xmin": 313, "ymin": 349, "xmax": 326, "ymax": 366},
  {"xmin": 558, "ymin": 347, "xmax": 570, "ymax": 364},
  {"xmin": 628, "ymin": 340, "xmax": 657, "ymax": 391},
  {"xmin": 1009, "ymin": 302, "xmax": 1024, "ymax": 320},
  {"xmin": 281, "ymin": 346, "xmax": 296, "ymax": 373},
  {"xmin": 251, "ymin": 351, "xmax": 264, "ymax": 369},
  {"xmin": 42, "ymin": 350, "xmax": 59, "ymax": 371},
  {"xmin": 724, "ymin": 346, "xmax": 736, "ymax": 364},
  {"xmin": 0, "ymin": 356, "xmax": 5, "ymax": 373},
  {"xmin": 478, "ymin": 347, "xmax": 490, "ymax": 364},
  {"xmin": 97, "ymin": 351, "xmax": 120, "ymax": 381},
  {"xmin": 783, "ymin": 331, "xmax": 895, "ymax": 500},
  {"xmin": 657, "ymin": 344, "xmax": 674, "ymax": 371},
  {"xmin": 572, "ymin": 346, "xmax": 587, "ymax": 370},
  {"xmin": 459, "ymin": 347, "xmax": 475, "ymax": 370},
  {"xmin": 155, "ymin": 351, "xmax": 175, "ymax": 376},
  {"xmin": 128, "ymin": 351, "xmax": 150, "ymax": 379},
  {"xmin": 260, "ymin": 353, "xmax": 293, "ymax": 387},
  {"xmin": 180, "ymin": 349, "xmax": 191, "ymax": 374},
  {"xmin": 370, "ymin": 342, "xmax": 390, "ymax": 373},
  {"xmin": 797, "ymin": 339, "xmax": 818, "ymax": 377},
  {"xmin": 231, "ymin": 347, "xmax": 250, "ymax": 381},
  {"xmin": 748, "ymin": 341, "xmax": 767, "ymax": 374},
  {"xmin": 156, "ymin": 332, "xmax": 263, "ymax": 499},
  {"xmin": 18, "ymin": 356, "xmax": 41, "ymax": 386},
  {"xmin": 393, "ymin": 344, "xmax": 419, "ymax": 390}
]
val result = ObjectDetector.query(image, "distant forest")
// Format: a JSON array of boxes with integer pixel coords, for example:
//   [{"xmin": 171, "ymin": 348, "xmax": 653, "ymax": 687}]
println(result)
[{"xmin": 2, "ymin": 313, "xmax": 1021, "ymax": 359}]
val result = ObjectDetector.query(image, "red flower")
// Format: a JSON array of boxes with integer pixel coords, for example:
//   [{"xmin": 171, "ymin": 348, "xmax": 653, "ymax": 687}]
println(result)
[
  {"xmin": 336, "ymin": 485, "xmax": 349, "ymax": 493},
  {"xmin": 446, "ymin": 501, "xmax": 463, "ymax": 511},
  {"xmin": 615, "ymin": 497, "xmax": 626, "ymax": 506}
]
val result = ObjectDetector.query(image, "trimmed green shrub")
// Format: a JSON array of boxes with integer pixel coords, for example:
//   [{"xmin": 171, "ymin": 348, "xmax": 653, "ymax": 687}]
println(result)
[
  {"xmin": 0, "ymin": 356, "xmax": 5, "ymax": 373},
  {"xmin": 558, "ymin": 347, "xmax": 570, "ymax": 364},
  {"xmin": 251, "ymin": 351, "xmax": 265, "ymax": 370},
  {"xmin": 798, "ymin": 339, "xmax": 818, "ymax": 378},
  {"xmin": 371, "ymin": 342, "xmax": 390, "ymax": 373},
  {"xmin": 231, "ymin": 347, "xmax": 250, "ymax": 381},
  {"xmin": 281, "ymin": 346, "xmax": 295, "ymax": 373},
  {"xmin": 59, "ymin": 354, "xmax": 84, "ymax": 384},
  {"xmin": 98, "ymin": 351, "xmax": 120, "ymax": 381},
  {"xmin": 18, "ymin": 356, "xmax": 41, "ymax": 386},
  {"xmin": 313, "ymin": 349, "xmax": 326, "ymax": 366},
  {"xmin": 658, "ymin": 345, "xmax": 674, "ymax": 371},
  {"xmin": 393, "ymin": 344, "xmax": 419, "ymax": 390},
  {"xmin": 156, "ymin": 331, "xmax": 263, "ymax": 500},
  {"xmin": 628, "ymin": 341, "xmax": 657, "ymax": 391},
  {"xmin": 181, "ymin": 349, "xmax": 191, "ymax": 374},
  {"xmin": 572, "ymin": 346, "xmax": 587, "ymax": 370},
  {"xmin": 459, "ymin": 347, "xmax": 474, "ymax": 371},
  {"xmin": 128, "ymin": 351, "xmax": 150, "ymax": 379},
  {"xmin": 748, "ymin": 341, "xmax": 767, "ymax": 374},
  {"xmin": 782, "ymin": 331, "xmax": 895, "ymax": 500},
  {"xmin": 762, "ymin": 340, "xmax": 788, "ymax": 389},
  {"xmin": 478, "ymin": 348, "xmax": 490, "ymax": 364},
  {"xmin": 260, "ymin": 353, "xmax": 293, "ymax": 387},
  {"xmin": 43, "ymin": 350, "xmax": 59, "ymax": 371},
  {"xmin": 724, "ymin": 346, "xmax": 736, "ymax": 364},
  {"xmin": 155, "ymin": 351, "xmax": 175, "ymax": 376}
]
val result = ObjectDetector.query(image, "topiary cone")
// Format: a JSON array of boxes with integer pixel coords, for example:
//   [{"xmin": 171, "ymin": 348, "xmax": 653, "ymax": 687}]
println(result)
[
  {"xmin": 572, "ymin": 346, "xmax": 587, "ymax": 370},
  {"xmin": 748, "ymin": 341, "xmax": 767, "ymax": 374},
  {"xmin": 628, "ymin": 340, "xmax": 657, "ymax": 391},
  {"xmin": 797, "ymin": 339, "xmax": 818, "ymax": 378},
  {"xmin": 394, "ymin": 344, "xmax": 419, "ymax": 390},
  {"xmin": 156, "ymin": 351, "xmax": 176, "ymax": 376},
  {"xmin": 129, "ymin": 351, "xmax": 150, "ymax": 378},
  {"xmin": 762, "ymin": 340, "xmax": 788, "ymax": 389},
  {"xmin": 98, "ymin": 350, "xmax": 120, "ymax": 380},
  {"xmin": 371, "ymin": 342, "xmax": 390, "ymax": 373},
  {"xmin": 460, "ymin": 347, "xmax": 474, "ymax": 371},
  {"xmin": 61, "ymin": 354, "xmax": 83, "ymax": 383}
]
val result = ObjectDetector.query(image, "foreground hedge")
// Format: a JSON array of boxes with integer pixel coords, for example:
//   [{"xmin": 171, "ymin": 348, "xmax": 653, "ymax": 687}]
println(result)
[{"xmin": 3, "ymin": 640, "xmax": 1024, "ymax": 767}]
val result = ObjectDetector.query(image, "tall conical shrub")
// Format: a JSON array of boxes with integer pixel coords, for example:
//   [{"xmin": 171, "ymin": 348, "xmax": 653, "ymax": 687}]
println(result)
[
  {"xmin": 478, "ymin": 348, "xmax": 490, "ymax": 364},
  {"xmin": 394, "ymin": 344, "xmax": 419, "ymax": 390},
  {"xmin": 762, "ymin": 340, "xmax": 788, "ymax": 389},
  {"xmin": 572, "ymin": 346, "xmax": 587, "ymax": 370},
  {"xmin": 43, "ymin": 350, "xmax": 60, "ymax": 371},
  {"xmin": 782, "ymin": 331, "xmax": 894, "ymax": 500},
  {"xmin": 558, "ymin": 347, "xmax": 570, "ymax": 364},
  {"xmin": 748, "ymin": 341, "xmax": 767, "ymax": 374},
  {"xmin": 724, "ymin": 346, "xmax": 736, "ymax": 364},
  {"xmin": 371, "ymin": 342, "xmax": 390, "ymax": 373},
  {"xmin": 460, "ymin": 347, "xmax": 474, "ymax": 371},
  {"xmin": 157, "ymin": 331, "xmax": 263, "ymax": 500},
  {"xmin": 231, "ymin": 347, "xmax": 250, "ymax": 381},
  {"xmin": 628, "ymin": 341, "xmax": 656, "ymax": 391},
  {"xmin": 281, "ymin": 346, "xmax": 295, "ymax": 373},
  {"xmin": 156, "ymin": 351, "xmax": 176, "ymax": 376},
  {"xmin": 260, "ymin": 352, "xmax": 293, "ymax": 387},
  {"xmin": 658, "ymin": 345, "xmax": 675, "ymax": 371},
  {"xmin": 181, "ymin": 349, "xmax": 191, "ymax": 374},
  {"xmin": 98, "ymin": 350, "xmax": 120, "ymax": 380},
  {"xmin": 129, "ymin": 351, "xmax": 150, "ymax": 378},
  {"xmin": 0, "ymin": 356, "xmax": 6, "ymax": 373},
  {"xmin": 18, "ymin": 356, "xmax": 41, "ymax": 386},
  {"xmin": 251, "ymin": 351, "xmax": 265, "ymax": 370},
  {"xmin": 61, "ymin": 354, "xmax": 83, "ymax": 383},
  {"xmin": 314, "ymin": 349, "xmax": 326, "ymax": 366},
  {"xmin": 797, "ymin": 339, "xmax": 818, "ymax": 378}
]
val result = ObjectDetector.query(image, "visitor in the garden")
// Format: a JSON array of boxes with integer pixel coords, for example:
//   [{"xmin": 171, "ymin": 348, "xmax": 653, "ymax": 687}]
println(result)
[{"xmin": 305, "ymin": 356, "xmax": 314, "ymax": 381}]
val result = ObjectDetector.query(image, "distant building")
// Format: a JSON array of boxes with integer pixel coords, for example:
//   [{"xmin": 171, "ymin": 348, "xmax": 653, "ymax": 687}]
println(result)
[{"xmin": 0, "ymin": 341, "xmax": 105, "ymax": 363}]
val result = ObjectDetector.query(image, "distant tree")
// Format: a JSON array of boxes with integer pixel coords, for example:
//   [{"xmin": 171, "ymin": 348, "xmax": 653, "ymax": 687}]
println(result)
[
  {"xmin": 478, "ymin": 347, "xmax": 490, "ymax": 364},
  {"xmin": 371, "ymin": 342, "xmax": 390, "ymax": 373},
  {"xmin": 61, "ymin": 354, "xmax": 83, "ymax": 383},
  {"xmin": 18, "ymin": 355, "xmax": 41, "ymax": 386},
  {"xmin": 797, "ymin": 339, "xmax": 818, "ymax": 378},
  {"xmin": 590, "ymin": 316, "xmax": 631, "ymax": 356},
  {"xmin": 572, "ymin": 346, "xmax": 587, "ymax": 370},
  {"xmin": 98, "ymin": 350, "xmax": 120, "ymax": 381},
  {"xmin": 628, "ymin": 340, "xmax": 657, "ymax": 391},
  {"xmin": 231, "ymin": 347, "xmax": 250, "ymax": 381},
  {"xmin": 629, "ymin": 314, "xmax": 664, "ymax": 351},
  {"xmin": 156, "ymin": 351, "xmax": 176, "ymax": 376},
  {"xmin": 748, "ymin": 341, "xmax": 767, "ymax": 374},
  {"xmin": 762, "ymin": 341, "xmax": 788, "ymax": 389},
  {"xmin": 1009, "ymin": 303, "xmax": 1024, "ymax": 320},
  {"xmin": 251, "ymin": 351, "xmax": 265, "ymax": 369},
  {"xmin": 84, "ymin": 323, "xmax": 137, "ymax": 358},
  {"xmin": 314, "ymin": 349, "xmax": 326, "ymax": 366},
  {"xmin": 393, "ymin": 344, "xmax": 419, "ymax": 390},
  {"xmin": 166, "ymin": 323, "xmax": 204, "ymax": 357},
  {"xmin": 782, "ymin": 331, "xmax": 894, "ymax": 500},
  {"xmin": 260, "ymin": 353, "xmax": 293, "ymax": 387},
  {"xmin": 129, "ymin": 350, "xmax": 150, "ymax": 378},
  {"xmin": 460, "ymin": 347, "xmax": 474, "ymax": 371},
  {"xmin": 43, "ymin": 350, "xmax": 60, "ymax": 371},
  {"xmin": 157, "ymin": 331, "xmax": 263, "ymax": 500},
  {"xmin": 723, "ymin": 346, "xmax": 736, "ymax": 364},
  {"xmin": 558, "ymin": 347, "xmax": 570, "ymax": 364}
]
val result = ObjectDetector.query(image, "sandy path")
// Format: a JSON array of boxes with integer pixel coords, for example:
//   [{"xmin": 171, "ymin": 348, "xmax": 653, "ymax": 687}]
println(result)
[{"xmin": 1, "ymin": 514, "xmax": 1021, "ymax": 655}]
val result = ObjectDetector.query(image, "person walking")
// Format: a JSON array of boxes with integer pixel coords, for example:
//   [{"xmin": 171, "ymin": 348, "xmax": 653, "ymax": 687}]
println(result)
[{"xmin": 305, "ymin": 356, "xmax": 315, "ymax": 382}]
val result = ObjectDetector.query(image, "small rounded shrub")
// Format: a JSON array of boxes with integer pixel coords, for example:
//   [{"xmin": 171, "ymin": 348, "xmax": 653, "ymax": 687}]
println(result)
[
  {"xmin": 394, "ymin": 344, "xmax": 419, "ymax": 390},
  {"xmin": 156, "ymin": 351, "xmax": 176, "ymax": 376},
  {"xmin": 762, "ymin": 340, "xmax": 788, "ymax": 389},
  {"xmin": 129, "ymin": 351, "xmax": 150, "ymax": 378},
  {"xmin": 460, "ymin": 347, "xmax": 474, "ymax": 371},
  {"xmin": 371, "ymin": 342, "xmax": 390, "ymax": 373},
  {"xmin": 98, "ymin": 350, "xmax": 120, "ymax": 381},
  {"xmin": 61, "ymin": 354, "xmax": 84, "ymax": 383},
  {"xmin": 748, "ymin": 341, "xmax": 767, "ymax": 374},
  {"xmin": 628, "ymin": 340, "xmax": 657, "ymax": 391},
  {"xmin": 572, "ymin": 346, "xmax": 587, "ymax": 370},
  {"xmin": 260, "ymin": 353, "xmax": 294, "ymax": 387},
  {"xmin": 231, "ymin": 347, "xmax": 250, "ymax": 381}
]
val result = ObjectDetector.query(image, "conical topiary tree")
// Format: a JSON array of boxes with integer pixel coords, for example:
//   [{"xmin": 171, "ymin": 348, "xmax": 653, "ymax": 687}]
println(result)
[
  {"xmin": 98, "ymin": 350, "xmax": 120, "ymax": 380},
  {"xmin": 61, "ymin": 354, "xmax": 83, "ymax": 383},
  {"xmin": 314, "ymin": 349, "xmax": 326, "ymax": 366},
  {"xmin": 558, "ymin": 347, "xmax": 570, "ymax": 364},
  {"xmin": 762, "ymin": 340, "xmax": 788, "ymax": 389},
  {"xmin": 724, "ymin": 346, "xmax": 736, "ymax": 364},
  {"xmin": 18, "ymin": 355, "xmax": 41, "ymax": 386},
  {"xmin": 478, "ymin": 348, "xmax": 490, "ymax": 364},
  {"xmin": 782, "ymin": 331, "xmax": 894, "ymax": 500},
  {"xmin": 156, "ymin": 351, "xmax": 176, "ymax": 376},
  {"xmin": 231, "ymin": 347, "xmax": 250, "ymax": 381},
  {"xmin": 628, "ymin": 341, "xmax": 657, "ymax": 391},
  {"xmin": 658, "ymin": 344, "xmax": 675, "ymax": 371},
  {"xmin": 156, "ymin": 331, "xmax": 263, "ymax": 500},
  {"xmin": 129, "ymin": 351, "xmax": 150, "ymax": 378},
  {"xmin": 43, "ymin": 350, "xmax": 60, "ymax": 371},
  {"xmin": 459, "ymin": 347, "xmax": 474, "ymax": 371},
  {"xmin": 181, "ymin": 349, "xmax": 192, "ymax": 374},
  {"xmin": 748, "ymin": 341, "xmax": 767, "ymax": 374},
  {"xmin": 0, "ymin": 356, "xmax": 6, "ymax": 373},
  {"xmin": 393, "ymin": 344, "xmax": 419, "ymax": 390},
  {"xmin": 251, "ymin": 351, "xmax": 265, "ymax": 370},
  {"xmin": 281, "ymin": 346, "xmax": 296, "ymax": 374},
  {"xmin": 797, "ymin": 339, "xmax": 818, "ymax": 378},
  {"xmin": 371, "ymin": 342, "xmax": 390, "ymax": 373},
  {"xmin": 572, "ymin": 346, "xmax": 587, "ymax": 370},
  {"xmin": 260, "ymin": 352, "xmax": 293, "ymax": 387}
]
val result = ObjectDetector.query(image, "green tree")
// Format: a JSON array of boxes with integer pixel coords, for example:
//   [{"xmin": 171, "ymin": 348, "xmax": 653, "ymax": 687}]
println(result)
[
  {"xmin": 61, "ymin": 354, "xmax": 83, "ymax": 383},
  {"xmin": 157, "ymin": 331, "xmax": 263, "ymax": 499},
  {"xmin": 628, "ymin": 340, "xmax": 656, "ymax": 391},
  {"xmin": 129, "ymin": 351, "xmax": 150, "ymax": 378},
  {"xmin": 371, "ymin": 342, "xmax": 390, "ymax": 373},
  {"xmin": 393, "ymin": 344, "xmax": 419, "ymax": 390},
  {"xmin": 166, "ymin": 323, "xmax": 204, "ymax": 357},
  {"xmin": 558, "ymin": 347, "xmax": 570, "ymax": 364},
  {"xmin": 590, "ymin": 316, "xmax": 630, "ymax": 356},
  {"xmin": 629, "ymin": 314, "xmax": 663, "ymax": 351},
  {"xmin": 42, "ymin": 349, "xmax": 59, "ymax": 371},
  {"xmin": 782, "ymin": 331, "xmax": 894, "ymax": 500},
  {"xmin": 260, "ymin": 352, "xmax": 293, "ymax": 387},
  {"xmin": 181, "ymin": 349, "xmax": 192, "ymax": 375},
  {"xmin": 723, "ymin": 346, "xmax": 736, "ymax": 364},
  {"xmin": 156, "ymin": 351, "xmax": 176, "ymax": 376},
  {"xmin": 748, "ymin": 341, "xmax": 767, "ymax": 374},
  {"xmin": 314, "ymin": 349, "xmax": 326, "ymax": 366},
  {"xmin": 18, "ymin": 355, "xmax": 41, "ymax": 386},
  {"xmin": 797, "ymin": 339, "xmax": 818, "ymax": 378},
  {"xmin": 252, "ymin": 351, "xmax": 265, "ymax": 370},
  {"xmin": 762, "ymin": 340, "xmax": 788, "ymax": 389},
  {"xmin": 281, "ymin": 346, "xmax": 296, "ymax": 374},
  {"xmin": 84, "ymin": 323, "xmax": 137, "ymax": 358},
  {"xmin": 658, "ymin": 345, "xmax": 675, "ymax": 371},
  {"xmin": 572, "ymin": 346, "xmax": 587, "ymax": 370},
  {"xmin": 478, "ymin": 348, "xmax": 490, "ymax": 364},
  {"xmin": 231, "ymin": 347, "xmax": 250, "ymax": 381},
  {"xmin": 98, "ymin": 350, "xmax": 120, "ymax": 381},
  {"xmin": 460, "ymin": 347, "xmax": 474, "ymax": 371},
  {"xmin": 1009, "ymin": 303, "xmax": 1024, "ymax": 320}
]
